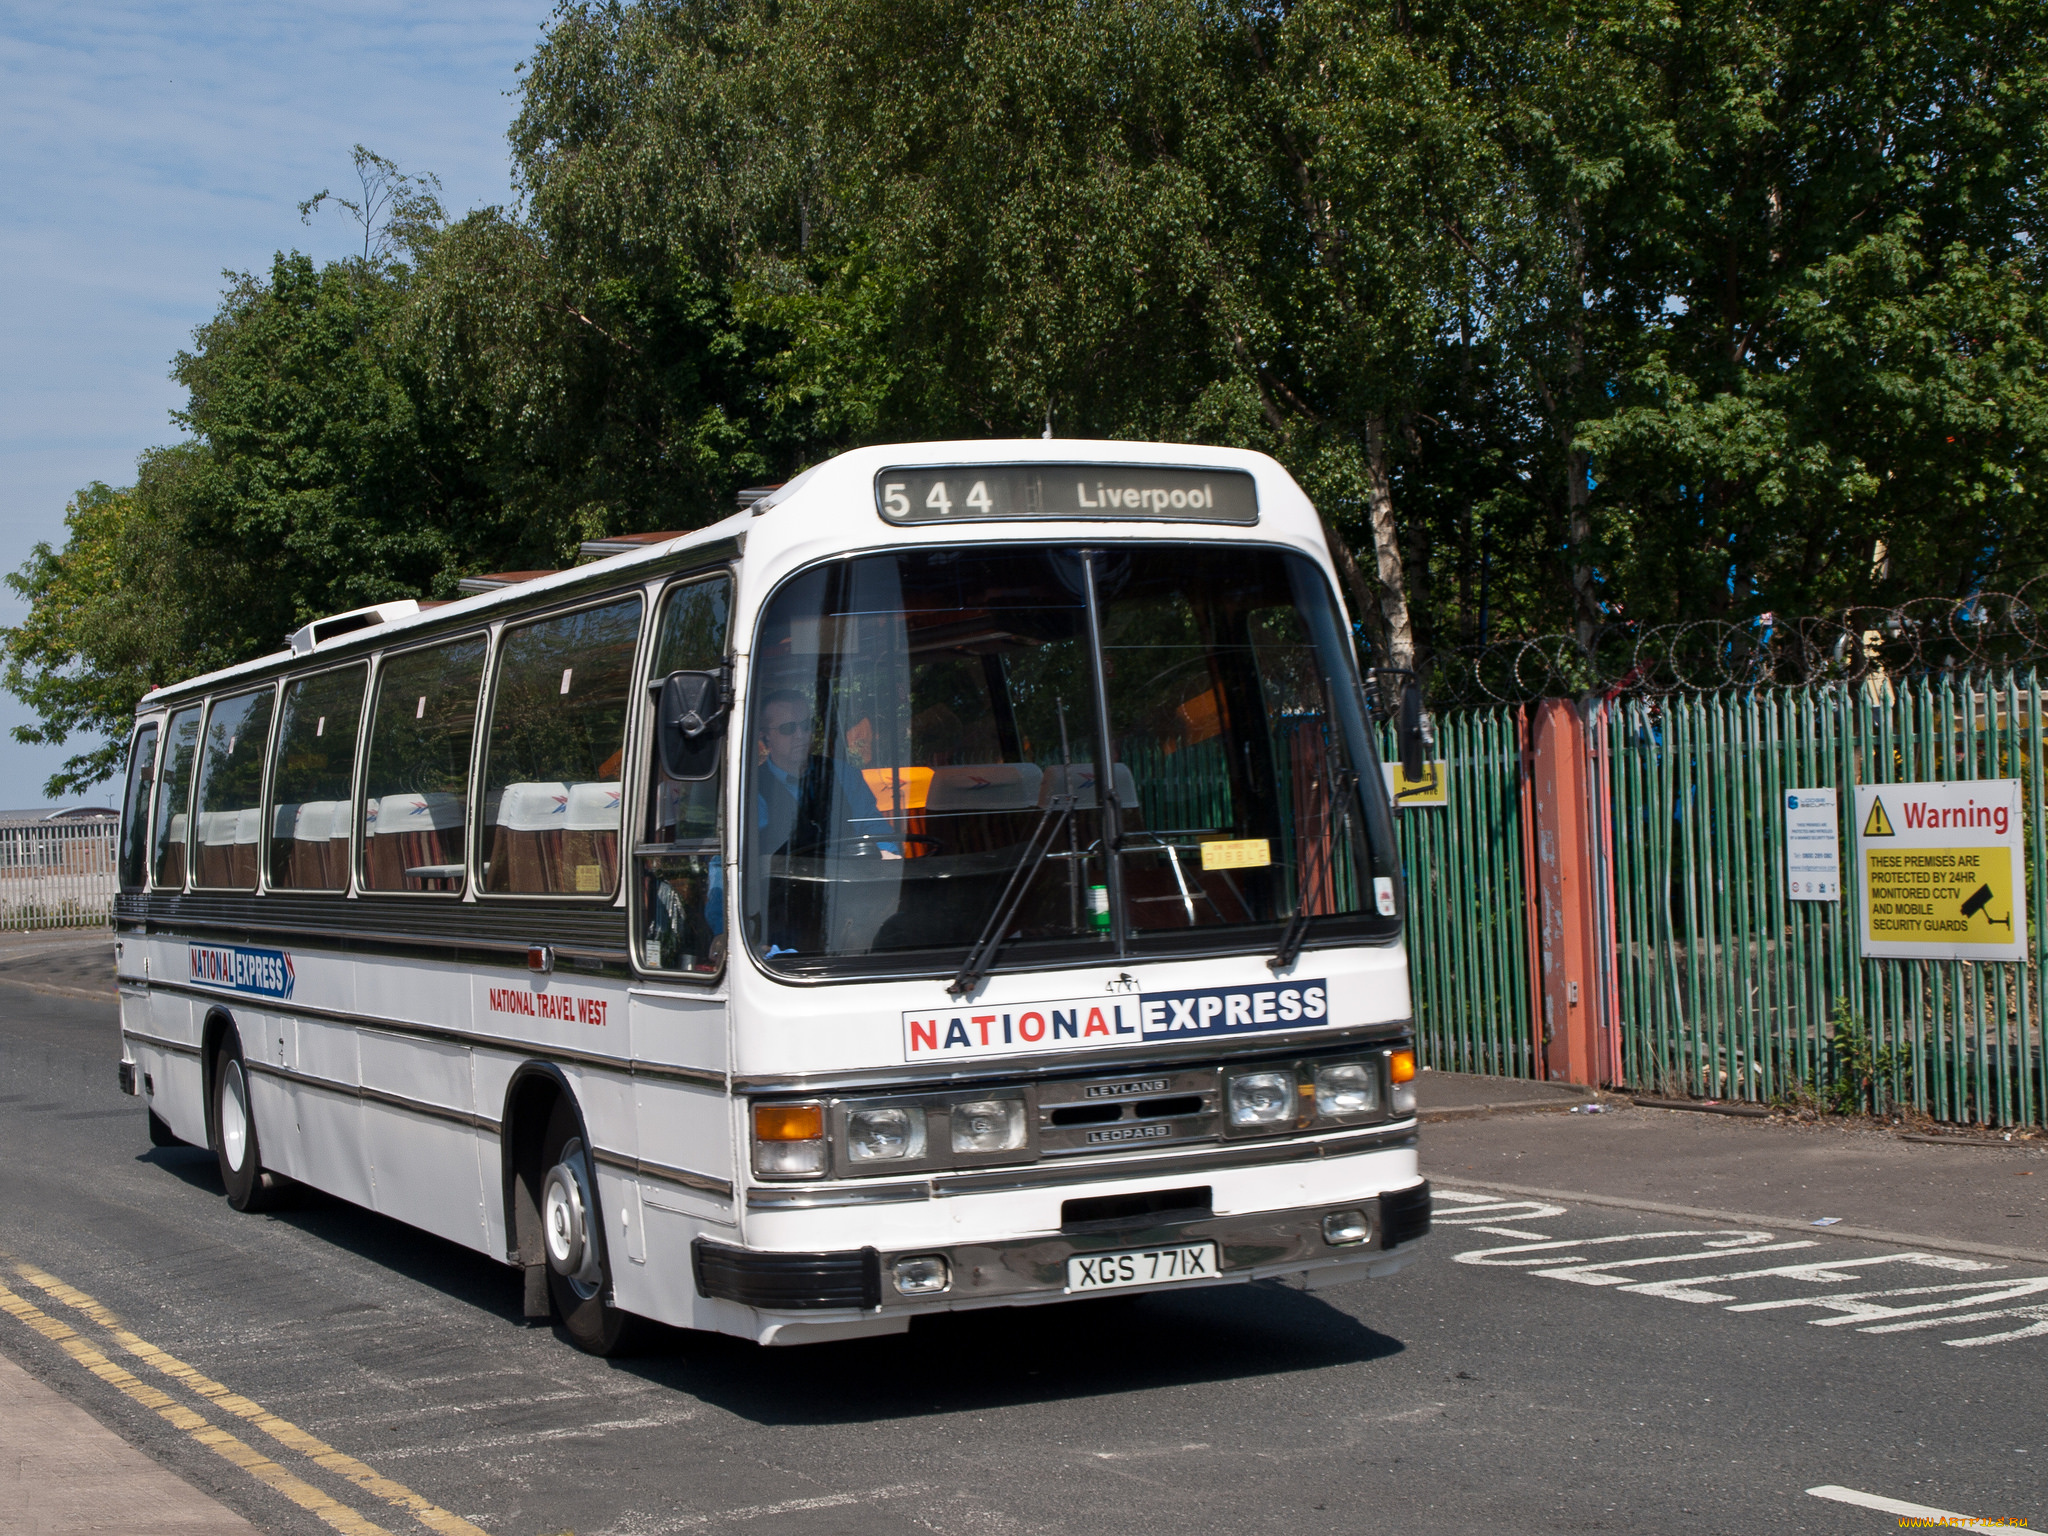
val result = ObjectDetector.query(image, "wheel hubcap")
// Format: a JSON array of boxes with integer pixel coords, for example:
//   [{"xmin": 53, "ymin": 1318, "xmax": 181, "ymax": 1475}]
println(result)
[
  {"xmin": 218, "ymin": 1061, "xmax": 249, "ymax": 1173},
  {"xmin": 541, "ymin": 1139, "xmax": 604, "ymax": 1297}
]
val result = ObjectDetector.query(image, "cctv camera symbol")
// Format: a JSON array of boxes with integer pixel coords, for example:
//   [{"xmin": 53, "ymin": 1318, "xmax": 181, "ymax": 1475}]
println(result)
[{"xmin": 1960, "ymin": 884, "xmax": 2012, "ymax": 932}]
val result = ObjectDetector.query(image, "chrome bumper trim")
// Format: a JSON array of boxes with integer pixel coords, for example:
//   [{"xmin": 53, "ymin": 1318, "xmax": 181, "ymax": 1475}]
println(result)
[
  {"xmin": 745, "ymin": 1121, "xmax": 1417, "ymax": 1208},
  {"xmin": 874, "ymin": 1195, "xmax": 1417, "ymax": 1309}
]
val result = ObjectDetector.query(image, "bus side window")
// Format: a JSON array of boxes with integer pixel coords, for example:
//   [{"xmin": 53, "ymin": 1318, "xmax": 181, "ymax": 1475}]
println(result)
[
  {"xmin": 638, "ymin": 575, "xmax": 730, "ymax": 973},
  {"xmin": 479, "ymin": 596, "xmax": 643, "ymax": 896},
  {"xmin": 269, "ymin": 665, "xmax": 367, "ymax": 891},
  {"xmin": 151, "ymin": 707, "xmax": 202, "ymax": 890},
  {"xmin": 191, "ymin": 686, "xmax": 276, "ymax": 890},
  {"xmin": 360, "ymin": 636, "xmax": 488, "ymax": 894},
  {"xmin": 119, "ymin": 723, "xmax": 159, "ymax": 890}
]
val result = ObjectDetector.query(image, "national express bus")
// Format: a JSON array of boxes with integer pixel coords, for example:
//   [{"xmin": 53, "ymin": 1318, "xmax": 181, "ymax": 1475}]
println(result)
[{"xmin": 112, "ymin": 440, "xmax": 1432, "ymax": 1352}]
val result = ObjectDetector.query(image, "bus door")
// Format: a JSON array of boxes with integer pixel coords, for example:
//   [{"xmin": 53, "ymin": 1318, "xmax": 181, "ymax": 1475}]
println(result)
[{"xmin": 629, "ymin": 573, "xmax": 738, "ymax": 1259}]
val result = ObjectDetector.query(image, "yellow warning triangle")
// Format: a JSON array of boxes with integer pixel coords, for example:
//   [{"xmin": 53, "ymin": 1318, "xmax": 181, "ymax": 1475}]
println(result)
[{"xmin": 1863, "ymin": 796, "xmax": 1896, "ymax": 837}]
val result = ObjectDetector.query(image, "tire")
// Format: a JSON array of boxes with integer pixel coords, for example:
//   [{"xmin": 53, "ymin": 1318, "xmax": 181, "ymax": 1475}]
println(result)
[
  {"xmin": 211, "ymin": 1035, "xmax": 271, "ymax": 1212},
  {"xmin": 147, "ymin": 1108, "xmax": 182, "ymax": 1148},
  {"xmin": 539, "ymin": 1098, "xmax": 637, "ymax": 1356}
]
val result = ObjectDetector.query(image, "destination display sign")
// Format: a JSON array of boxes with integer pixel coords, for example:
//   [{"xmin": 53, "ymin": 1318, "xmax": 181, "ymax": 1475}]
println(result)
[
  {"xmin": 874, "ymin": 464, "xmax": 1258, "ymax": 525},
  {"xmin": 1853, "ymin": 779, "xmax": 2025, "ymax": 961}
]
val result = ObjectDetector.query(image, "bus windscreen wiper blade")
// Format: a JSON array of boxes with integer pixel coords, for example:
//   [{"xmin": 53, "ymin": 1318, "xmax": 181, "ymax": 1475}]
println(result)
[
  {"xmin": 949, "ymin": 794, "xmax": 1076, "ymax": 999},
  {"xmin": 1270, "ymin": 768, "xmax": 1360, "ymax": 972}
]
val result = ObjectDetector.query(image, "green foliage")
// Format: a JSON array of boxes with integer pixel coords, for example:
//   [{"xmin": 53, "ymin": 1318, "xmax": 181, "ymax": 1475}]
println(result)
[
  {"xmin": 9, "ymin": 2, "xmax": 2048, "ymax": 789},
  {"xmin": 2, "ymin": 465, "xmax": 205, "ymax": 793},
  {"xmin": 1825, "ymin": 998, "xmax": 1903, "ymax": 1117}
]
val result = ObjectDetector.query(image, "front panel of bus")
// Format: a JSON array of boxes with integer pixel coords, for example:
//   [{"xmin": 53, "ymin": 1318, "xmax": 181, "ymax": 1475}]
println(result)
[{"xmin": 695, "ymin": 454, "xmax": 1428, "ymax": 1337}]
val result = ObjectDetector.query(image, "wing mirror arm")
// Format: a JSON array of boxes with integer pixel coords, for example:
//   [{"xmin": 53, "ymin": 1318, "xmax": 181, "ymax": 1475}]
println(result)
[
  {"xmin": 1365, "ymin": 667, "xmax": 1430, "ymax": 783},
  {"xmin": 1399, "ymin": 680, "xmax": 1427, "ymax": 782}
]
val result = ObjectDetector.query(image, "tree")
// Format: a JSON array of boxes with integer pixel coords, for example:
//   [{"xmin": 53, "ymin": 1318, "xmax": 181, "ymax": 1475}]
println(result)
[{"xmin": 2, "ymin": 455, "xmax": 211, "ymax": 794}]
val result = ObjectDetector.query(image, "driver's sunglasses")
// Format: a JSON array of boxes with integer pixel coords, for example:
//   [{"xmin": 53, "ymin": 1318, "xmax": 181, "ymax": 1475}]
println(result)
[{"xmin": 762, "ymin": 719, "xmax": 810, "ymax": 738}]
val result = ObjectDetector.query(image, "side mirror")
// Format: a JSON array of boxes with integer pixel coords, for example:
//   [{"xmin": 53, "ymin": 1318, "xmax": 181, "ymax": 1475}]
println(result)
[
  {"xmin": 1399, "ymin": 682, "xmax": 1427, "ymax": 782},
  {"xmin": 657, "ymin": 670, "xmax": 727, "ymax": 781}
]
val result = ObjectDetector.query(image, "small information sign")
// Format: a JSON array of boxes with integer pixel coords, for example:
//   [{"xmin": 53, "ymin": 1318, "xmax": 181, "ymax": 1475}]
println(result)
[
  {"xmin": 1783, "ymin": 788, "xmax": 1841, "ymax": 901},
  {"xmin": 1853, "ymin": 779, "xmax": 2025, "ymax": 961}
]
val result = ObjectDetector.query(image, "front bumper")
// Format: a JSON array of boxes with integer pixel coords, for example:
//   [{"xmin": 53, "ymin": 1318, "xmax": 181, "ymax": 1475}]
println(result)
[{"xmin": 695, "ymin": 1179, "xmax": 1431, "ymax": 1319}]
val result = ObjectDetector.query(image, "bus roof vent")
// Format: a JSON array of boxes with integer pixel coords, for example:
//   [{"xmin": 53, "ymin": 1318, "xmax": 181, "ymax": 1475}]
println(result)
[
  {"xmin": 455, "ymin": 570, "xmax": 559, "ymax": 595},
  {"xmin": 578, "ymin": 531, "xmax": 689, "ymax": 562},
  {"xmin": 735, "ymin": 484, "xmax": 783, "ymax": 512},
  {"xmin": 286, "ymin": 600, "xmax": 422, "ymax": 657}
]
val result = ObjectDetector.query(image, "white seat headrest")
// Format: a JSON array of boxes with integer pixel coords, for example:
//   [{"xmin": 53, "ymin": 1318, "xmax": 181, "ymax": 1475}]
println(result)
[
  {"xmin": 495, "ymin": 782, "xmax": 570, "ymax": 830},
  {"xmin": 925, "ymin": 763, "xmax": 1044, "ymax": 813},
  {"xmin": 376, "ymin": 791, "xmax": 466, "ymax": 831},
  {"xmin": 293, "ymin": 801, "xmax": 337, "ymax": 842},
  {"xmin": 563, "ymin": 782, "xmax": 621, "ymax": 831},
  {"xmin": 1037, "ymin": 762, "xmax": 1141, "ymax": 810}
]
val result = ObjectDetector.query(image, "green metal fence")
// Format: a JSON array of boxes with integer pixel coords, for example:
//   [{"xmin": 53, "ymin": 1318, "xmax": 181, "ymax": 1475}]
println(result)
[
  {"xmin": 1387, "ymin": 705, "xmax": 1537, "ymax": 1080},
  {"xmin": 1602, "ymin": 670, "xmax": 2048, "ymax": 1127},
  {"xmin": 1389, "ymin": 669, "xmax": 2048, "ymax": 1128}
]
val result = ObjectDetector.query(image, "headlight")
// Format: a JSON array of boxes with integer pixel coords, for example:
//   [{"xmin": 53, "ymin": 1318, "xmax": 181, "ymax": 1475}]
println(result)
[
  {"xmin": 1316, "ymin": 1062, "xmax": 1380, "ymax": 1118},
  {"xmin": 892, "ymin": 1255, "xmax": 951, "ymax": 1295},
  {"xmin": 951, "ymin": 1097, "xmax": 1027, "ymax": 1154},
  {"xmin": 752, "ymin": 1102, "xmax": 826, "ymax": 1177},
  {"xmin": 847, "ymin": 1105, "xmax": 927, "ymax": 1163},
  {"xmin": 1227, "ymin": 1070, "xmax": 1297, "ymax": 1128}
]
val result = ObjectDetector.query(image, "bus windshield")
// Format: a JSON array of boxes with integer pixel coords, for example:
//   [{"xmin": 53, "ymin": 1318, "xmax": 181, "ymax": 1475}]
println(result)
[{"xmin": 743, "ymin": 542, "xmax": 1395, "ymax": 975}]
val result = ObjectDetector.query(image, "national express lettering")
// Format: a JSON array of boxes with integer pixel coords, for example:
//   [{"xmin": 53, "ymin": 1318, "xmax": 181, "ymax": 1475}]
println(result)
[
  {"xmin": 188, "ymin": 943, "xmax": 295, "ymax": 1000},
  {"xmin": 903, "ymin": 980, "xmax": 1328, "ymax": 1060}
]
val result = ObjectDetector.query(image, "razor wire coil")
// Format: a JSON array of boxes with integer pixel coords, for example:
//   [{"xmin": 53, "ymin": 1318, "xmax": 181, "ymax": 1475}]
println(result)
[{"xmin": 1402, "ymin": 583, "xmax": 2048, "ymax": 708}]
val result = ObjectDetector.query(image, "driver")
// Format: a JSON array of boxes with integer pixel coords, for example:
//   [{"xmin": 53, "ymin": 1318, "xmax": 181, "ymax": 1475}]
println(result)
[{"xmin": 755, "ymin": 688, "xmax": 900, "ymax": 863}]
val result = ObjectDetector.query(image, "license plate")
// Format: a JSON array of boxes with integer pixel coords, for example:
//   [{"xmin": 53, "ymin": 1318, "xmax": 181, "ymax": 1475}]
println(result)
[{"xmin": 1065, "ymin": 1242, "xmax": 1219, "ymax": 1293}]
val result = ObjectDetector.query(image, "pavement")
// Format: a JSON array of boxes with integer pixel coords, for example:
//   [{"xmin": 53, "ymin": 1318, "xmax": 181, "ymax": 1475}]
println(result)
[
  {"xmin": 0, "ymin": 1349, "xmax": 259, "ymax": 1534},
  {"xmin": 0, "ymin": 930, "xmax": 2043, "ymax": 1533}
]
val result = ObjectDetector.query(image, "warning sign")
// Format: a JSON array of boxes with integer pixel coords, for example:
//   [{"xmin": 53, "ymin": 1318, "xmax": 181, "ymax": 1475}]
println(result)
[
  {"xmin": 1853, "ymin": 780, "xmax": 2025, "ymax": 961},
  {"xmin": 1382, "ymin": 761, "xmax": 1449, "ymax": 808}
]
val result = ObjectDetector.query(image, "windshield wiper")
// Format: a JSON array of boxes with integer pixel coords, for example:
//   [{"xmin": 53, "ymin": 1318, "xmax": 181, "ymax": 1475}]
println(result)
[
  {"xmin": 948, "ymin": 793, "xmax": 1076, "ymax": 999},
  {"xmin": 1270, "ymin": 767, "xmax": 1360, "ymax": 972}
]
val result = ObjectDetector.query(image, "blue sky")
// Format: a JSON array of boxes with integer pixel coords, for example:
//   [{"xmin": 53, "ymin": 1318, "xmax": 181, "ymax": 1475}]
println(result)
[{"xmin": 0, "ymin": 1, "xmax": 553, "ymax": 808}]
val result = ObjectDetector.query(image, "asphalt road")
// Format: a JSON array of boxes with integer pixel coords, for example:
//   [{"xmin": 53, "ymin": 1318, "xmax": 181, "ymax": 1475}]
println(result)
[{"xmin": 0, "ymin": 955, "xmax": 2042, "ymax": 1536}]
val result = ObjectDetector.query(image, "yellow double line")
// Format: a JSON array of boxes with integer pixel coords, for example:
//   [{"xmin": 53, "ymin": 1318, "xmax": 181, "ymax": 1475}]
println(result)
[{"xmin": 0, "ymin": 1255, "xmax": 486, "ymax": 1536}]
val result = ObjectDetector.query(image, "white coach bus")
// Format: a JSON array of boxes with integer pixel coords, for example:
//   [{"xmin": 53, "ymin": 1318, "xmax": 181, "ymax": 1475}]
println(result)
[{"xmin": 113, "ymin": 440, "xmax": 1432, "ymax": 1352}]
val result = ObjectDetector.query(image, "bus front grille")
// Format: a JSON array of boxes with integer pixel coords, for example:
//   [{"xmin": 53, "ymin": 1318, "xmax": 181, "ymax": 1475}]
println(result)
[{"xmin": 1035, "ymin": 1066, "xmax": 1219, "ymax": 1154}]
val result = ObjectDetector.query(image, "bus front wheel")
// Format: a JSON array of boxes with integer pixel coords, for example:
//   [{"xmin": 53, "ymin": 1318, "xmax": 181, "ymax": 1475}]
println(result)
[
  {"xmin": 211, "ymin": 1035, "xmax": 271, "ymax": 1212},
  {"xmin": 539, "ymin": 1100, "xmax": 636, "ymax": 1356}
]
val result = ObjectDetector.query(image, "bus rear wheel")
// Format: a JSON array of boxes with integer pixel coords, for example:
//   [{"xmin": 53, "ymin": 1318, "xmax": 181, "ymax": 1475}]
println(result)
[
  {"xmin": 539, "ymin": 1100, "xmax": 637, "ymax": 1356},
  {"xmin": 211, "ymin": 1035, "xmax": 271, "ymax": 1212}
]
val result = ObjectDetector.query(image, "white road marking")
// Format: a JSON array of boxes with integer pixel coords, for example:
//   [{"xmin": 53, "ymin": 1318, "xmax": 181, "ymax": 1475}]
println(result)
[
  {"xmin": 1442, "ymin": 1188, "xmax": 2048, "ymax": 1350},
  {"xmin": 1807, "ymin": 1483, "xmax": 2014, "ymax": 1532},
  {"xmin": 1455, "ymin": 1230, "xmax": 1796, "ymax": 1268},
  {"xmin": 1430, "ymin": 1199, "xmax": 1569, "ymax": 1225},
  {"xmin": 598, "ymin": 1485, "xmax": 921, "ymax": 1533},
  {"xmin": 373, "ymin": 1409, "xmax": 700, "ymax": 1460},
  {"xmin": 1621, "ymin": 1252, "xmax": 1988, "ymax": 1304},
  {"xmin": 1090, "ymin": 1443, "xmax": 1211, "ymax": 1461},
  {"xmin": 1732, "ymin": 1278, "xmax": 2048, "ymax": 1327}
]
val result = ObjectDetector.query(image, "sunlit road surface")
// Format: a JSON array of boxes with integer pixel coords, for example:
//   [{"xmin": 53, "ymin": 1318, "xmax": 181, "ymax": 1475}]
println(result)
[{"xmin": 0, "ymin": 966, "xmax": 2039, "ymax": 1535}]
